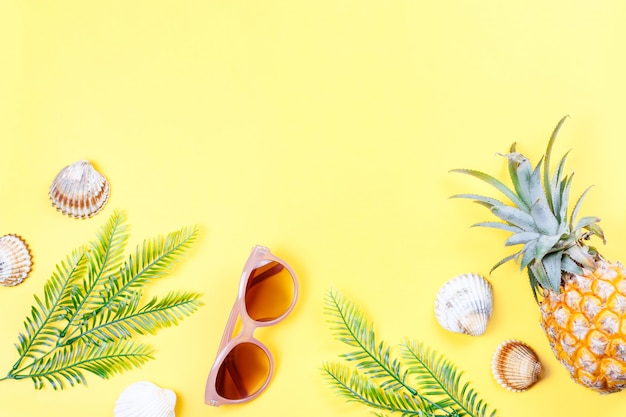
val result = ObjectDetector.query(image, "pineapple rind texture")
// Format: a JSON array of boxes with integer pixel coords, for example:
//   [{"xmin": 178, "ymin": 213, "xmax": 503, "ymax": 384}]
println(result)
[{"xmin": 540, "ymin": 260, "xmax": 626, "ymax": 393}]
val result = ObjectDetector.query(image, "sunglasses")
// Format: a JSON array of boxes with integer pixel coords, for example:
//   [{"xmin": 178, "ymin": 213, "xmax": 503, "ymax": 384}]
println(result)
[{"xmin": 204, "ymin": 245, "xmax": 299, "ymax": 406}]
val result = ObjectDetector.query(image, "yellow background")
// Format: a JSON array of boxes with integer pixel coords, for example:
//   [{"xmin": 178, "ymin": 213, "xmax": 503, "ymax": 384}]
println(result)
[{"xmin": 2, "ymin": 1, "xmax": 626, "ymax": 416}]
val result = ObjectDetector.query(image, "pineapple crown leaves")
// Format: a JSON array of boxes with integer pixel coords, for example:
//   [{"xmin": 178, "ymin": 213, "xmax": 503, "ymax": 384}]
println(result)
[
  {"xmin": 321, "ymin": 288, "xmax": 497, "ymax": 417},
  {"xmin": 450, "ymin": 116, "xmax": 605, "ymax": 298},
  {"xmin": 3, "ymin": 210, "xmax": 204, "ymax": 389}
]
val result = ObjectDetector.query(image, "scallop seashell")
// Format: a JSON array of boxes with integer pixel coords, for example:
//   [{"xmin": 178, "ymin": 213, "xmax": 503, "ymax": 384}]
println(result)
[
  {"xmin": 434, "ymin": 273, "xmax": 493, "ymax": 336},
  {"xmin": 0, "ymin": 234, "xmax": 33, "ymax": 287},
  {"xmin": 49, "ymin": 160, "xmax": 110, "ymax": 219},
  {"xmin": 114, "ymin": 381, "xmax": 176, "ymax": 417},
  {"xmin": 491, "ymin": 339, "xmax": 544, "ymax": 392}
]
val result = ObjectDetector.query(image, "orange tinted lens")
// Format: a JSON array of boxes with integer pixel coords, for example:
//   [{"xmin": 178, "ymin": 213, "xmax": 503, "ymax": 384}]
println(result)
[
  {"xmin": 215, "ymin": 342, "xmax": 270, "ymax": 400},
  {"xmin": 245, "ymin": 260, "xmax": 295, "ymax": 321}
]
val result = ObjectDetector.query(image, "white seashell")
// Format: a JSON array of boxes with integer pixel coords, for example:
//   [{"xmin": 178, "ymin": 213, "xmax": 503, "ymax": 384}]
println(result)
[
  {"xmin": 114, "ymin": 381, "xmax": 176, "ymax": 417},
  {"xmin": 0, "ymin": 234, "xmax": 33, "ymax": 287},
  {"xmin": 434, "ymin": 273, "xmax": 493, "ymax": 336},
  {"xmin": 49, "ymin": 160, "xmax": 110, "ymax": 219},
  {"xmin": 491, "ymin": 339, "xmax": 543, "ymax": 392}
]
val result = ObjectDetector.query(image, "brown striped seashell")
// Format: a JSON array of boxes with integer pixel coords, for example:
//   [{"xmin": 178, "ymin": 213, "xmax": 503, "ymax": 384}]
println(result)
[
  {"xmin": 49, "ymin": 160, "xmax": 110, "ymax": 219},
  {"xmin": 0, "ymin": 234, "xmax": 33, "ymax": 286},
  {"xmin": 491, "ymin": 339, "xmax": 543, "ymax": 392},
  {"xmin": 434, "ymin": 273, "xmax": 493, "ymax": 336}
]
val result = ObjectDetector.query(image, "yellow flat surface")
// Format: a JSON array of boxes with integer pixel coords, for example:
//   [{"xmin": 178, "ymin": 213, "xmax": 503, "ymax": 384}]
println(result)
[{"xmin": 2, "ymin": 1, "xmax": 626, "ymax": 416}]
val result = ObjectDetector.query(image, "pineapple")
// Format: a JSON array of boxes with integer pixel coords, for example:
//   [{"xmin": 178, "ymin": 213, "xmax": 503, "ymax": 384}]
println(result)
[{"xmin": 452, "ymin": 116, "xmax": 626, "ymax": 394}]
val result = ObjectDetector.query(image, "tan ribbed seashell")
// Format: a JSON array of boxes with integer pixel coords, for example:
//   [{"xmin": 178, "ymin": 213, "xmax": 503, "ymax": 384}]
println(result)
[
  {"xmin": 114, "ymin": 381, "xmax": 176, "ymax": 417},
  {"xmin": 0, "ymin": 234, "xmax": 33, "ymax": 287},
  {"xmin": 492, "ymin": 339, "xmax": 543, "ymax": 392},
  {"xmin": 49, "ymin": 160, "xmax": 110, "ymax": 219},
  {"xmin": 434, "ymin": 273, "xmax": 493, "ymax": 336}
]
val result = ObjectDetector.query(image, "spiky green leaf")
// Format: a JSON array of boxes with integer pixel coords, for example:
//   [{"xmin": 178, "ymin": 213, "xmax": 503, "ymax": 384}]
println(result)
[
  {"xmin": 489, "ymin": 205, "xmax": 537, "ymax": 231},
  {"xmin": 503, "ymin": 145, "xmax": 533, "ymax": 208},
  {"xmin": 471, "ymin": 222, "xmax": 524, "ymax": 234},
  {"xmin": 450, "ymin": 194, "xmax": 506, "ymax": 209},
  {"xmin": 534, "ymin": 234, "xmax": 562, "ymax": 262},
  {"xmin": 450, "ymin": 169, "xmax": 529, "ymax": 211},
  {"xmin": 504, "ymin": 232, "xmax": 540, "ymax": 247},
  {"xmin": 543, "ymin": 115, "xmax": 569, "ymax": 211},
  {"xmin": 561, "ymin": 254, "xmax": 583, "ymax": 276},
  {"xmin": 542, "ymin": 252, "xmax": 563, "ymax": 292},
  {"xmin": 490, "ymin": 253, "xmax": 518, "ymax": 273}
]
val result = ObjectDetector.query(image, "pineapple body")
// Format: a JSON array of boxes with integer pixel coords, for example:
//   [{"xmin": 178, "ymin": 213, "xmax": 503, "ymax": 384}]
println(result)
[{"xmin": 540, "ymin": 259, "xmax": 626, "ymax": 393}]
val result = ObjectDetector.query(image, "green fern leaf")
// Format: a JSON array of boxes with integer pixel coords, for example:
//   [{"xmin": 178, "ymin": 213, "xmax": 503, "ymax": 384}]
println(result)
[
  {"xmin": 325, "ymin": 288, "xmax": 415, "ymax": 396},
  {"xmin": 87, "ymin": 209, "xmax": 130, "ymax": 279},
  {"xmin": 1, "ymin": 211, "xmax": 202, "ymax": 390},
  {"xmin": 322, "ymin": 362, "xmax": 433, "ymax": 416},
  {"xmin": 14, "ymin": 248, "xmax": 88, "ymax": 364},
  {"xmin": 323, "ymin": 289, "xmax": 498, "ymax": 417},
  {"xmin": 401, "ymin": 340, "xmax": 496, "ymax": 417},
  {"xmin": 60, "ymin": 211, "xmax": 130, "ymax": 340},
  {"xmin": 18, "ymin": 340, "xmax": 154, "ymax": 390},
  {"xmin": 70, "ymin": 291, "xmax": 203, "ymax": 345},
  {"xmin": 100, "ymin": 225, "xmax": 198, "ymax": 309}
]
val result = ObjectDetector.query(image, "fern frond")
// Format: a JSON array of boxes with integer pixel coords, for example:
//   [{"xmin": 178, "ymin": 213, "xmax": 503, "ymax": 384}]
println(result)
[
  {"xmin": 402, "ymin": 340, "xmax": 496, "ymax": 417},
  {"xmin": 69, "ymin": 291, "xmax": 204, "ymax": 345},
  {"xmin": 87, "ymin": 209, "xmax": 130, "ymax": 279},
  {"xmin": 2, "ymin": 211, "xmax": 202, "ymax": 389},
  {"xmin": 325, "ymin": 288, "xmax": 415, "ymax": 395},
  {"xmin": 13, "ymin": 340, "xmax": 154, "ymax": 390},
  {"xmin": 60, "ymin": 210, "xmax": 130, "ymax": 339},
  {"xmin": 101, "ymin": 225, "xmax": 199, "ymax": 309},
  {"xmin": 323, "ymin": 289, "xmax": 498, "ymax": 417},
  {"xmin": 322, "ymin": 362, "xmax": 434, "ymax": 416},
  {"xmin": 13, "ymin": 247, "xmax": 88, "ymax": 364}
]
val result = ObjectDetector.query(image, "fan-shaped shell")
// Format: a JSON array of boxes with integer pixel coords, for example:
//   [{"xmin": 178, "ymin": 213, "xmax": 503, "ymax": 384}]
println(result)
[
  {"xmin": 49, "ymin": 160, "xmax": 110, "ymax": 219},
  {"xmin": 491, "ymin": 339, "xmax": 543, "ymax": 392},
  {"xmin": 0, "ymin": 234, "xmax": 33, "ymax": 287},
  {"xmin": 114, "ymin": 381, "xmax": 176, "ymax": 417},
  {"xmin": 434, "ymin": 273, "xmax": 493, "ymax": 336}
]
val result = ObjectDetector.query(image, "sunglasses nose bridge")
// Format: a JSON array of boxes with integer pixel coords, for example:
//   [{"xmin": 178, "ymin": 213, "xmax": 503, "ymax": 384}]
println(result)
[{"xmin": 237, "ymin": 315, "xmax": 260, "ymax": 340}]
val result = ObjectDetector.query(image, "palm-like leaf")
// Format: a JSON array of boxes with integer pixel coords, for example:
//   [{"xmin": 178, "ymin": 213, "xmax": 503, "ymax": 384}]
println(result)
[
  {"xmin": 60, "ymin": 212, "xmax": 130, "ymax": 341},
  {"xmin": 1, "ymin": 210, "xmax": 203, "ymax": 389},
  {"xmin": 70, "ymin": 291, "xmax": 203, "ymax": 345},
  {"xmin": 14, "ymin": 248, "xmax": 88, "ymax": 364},
  {"xmin": 22, "ymin": 340, "xmax": 155, "ymax": 390},
  {"xmin": 322, "ymin": 362, "xmax": 435, "ymax": 416},
  {"xmin": 323, "ymin": 289, "xmax": 497, "ymax": 417},
  {"xmin": 324, "ymin": 288, "xmax": 415, "ymax": 395},
  {"xmin": 100, "ymin": 225, "xmax": 199, "ymax": 309},
  {"xmin": 402, "ymin": 340, "xmax": 496, "ymax": 417}
]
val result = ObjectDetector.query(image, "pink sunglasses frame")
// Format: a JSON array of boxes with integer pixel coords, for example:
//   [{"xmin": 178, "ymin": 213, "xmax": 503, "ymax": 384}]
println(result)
[{"xmin": 204, "ymin": 245, "xmax": 299, "ymax": 407}]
